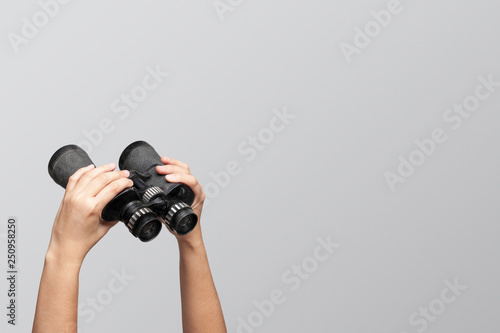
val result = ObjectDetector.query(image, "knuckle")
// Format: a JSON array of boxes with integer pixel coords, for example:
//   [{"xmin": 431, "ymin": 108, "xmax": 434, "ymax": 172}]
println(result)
[
  {"xmin": 68, "ymin": 173, "xmax": 78, "ymax": 183},
  {"xmin": 79, "ymin": 171, "xmax": 93, "ymax": 181},
  {"xmin": 185, "ymin": 175, "xmax": 195, "ymax": 184},
  {"xmin": 107, "ymin": 181, "xmax": 120, "ymax": 192},
  {"xmin": 89, "ymin": 200, "xmax": 101, "ymax": 213},
  {"xmin": 120, "ymin": 178, "xmax": 131, "ymax": 188},
  {"xmin": 96, "ymin": 172, "xmax": 113, "ymax": 183}
]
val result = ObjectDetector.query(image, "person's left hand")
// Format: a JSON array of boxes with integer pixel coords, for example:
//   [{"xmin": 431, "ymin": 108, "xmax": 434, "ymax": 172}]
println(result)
[{"xmin": 155, "ymin": 156, "xmax": 206, "ymax": 244}]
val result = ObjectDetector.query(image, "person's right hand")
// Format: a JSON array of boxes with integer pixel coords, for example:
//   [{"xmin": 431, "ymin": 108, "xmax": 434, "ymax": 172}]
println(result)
[{"xmin": 47, "ymin": 163, "xmax": 133, "ymax": 264}]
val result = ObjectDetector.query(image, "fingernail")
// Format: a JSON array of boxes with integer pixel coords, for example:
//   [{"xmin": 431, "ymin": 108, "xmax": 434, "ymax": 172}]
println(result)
[
  {"xmin": 166, "ymin": 174, "xmax": 175, "ymax": 181},
  {"xmin": 87, "ymin": 164, "xmax": 95, "ymax": 169},
  {"xmin": 108, "ymin": 163, "xmax": 116, "ymax": 168},
  {"xmin": 122, "ymin": 170, "xmax": 130, "ymax": 177}
]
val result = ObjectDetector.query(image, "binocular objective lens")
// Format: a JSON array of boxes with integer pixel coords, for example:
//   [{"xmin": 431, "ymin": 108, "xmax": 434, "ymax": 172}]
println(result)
[
  {"xmin": 179, "ymin": 216, "xmax": 192, "ymax": 229},
  {"xmin": 140, "ymin": 221, "xmax": 159, "ymax": 240}
]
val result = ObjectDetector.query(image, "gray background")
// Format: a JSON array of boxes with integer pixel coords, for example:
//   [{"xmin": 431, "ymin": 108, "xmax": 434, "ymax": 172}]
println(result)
[{"xmin": 1, "ymin": 0, "xmax": 499, "ymax": 332}]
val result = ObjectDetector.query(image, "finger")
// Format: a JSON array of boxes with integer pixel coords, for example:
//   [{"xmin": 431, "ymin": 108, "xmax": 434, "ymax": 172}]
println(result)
[
  {"xmin": 165, "ymin": 173, "xmax": 203, "ymax": 200},
  {"xmin": 73, "ymin": 163, "xmax": 117, "ymax": 193},
  {"xmin": 93, "ymin": 177, "xmax": 134, "ymax": 211},
  {"xmin": 160, "ymin": 156, "xmax": 189, "ymax": 170},
  {"xmin": 66, "ymin": 164, "xmax": 95, "ymax": 192},
  {"xmin": 156, "ymin": 164, "xmax": 191, "ymax": 176},
  {"xmin": 83, "ymin": 170, "xmax": 131, "ymax": 197}
]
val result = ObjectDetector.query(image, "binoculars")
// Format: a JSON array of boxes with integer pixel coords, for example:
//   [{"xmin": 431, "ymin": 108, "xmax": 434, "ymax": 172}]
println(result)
[{"xmin": 48, "ymin": 141, "xmax": 198, "ymax": 242}]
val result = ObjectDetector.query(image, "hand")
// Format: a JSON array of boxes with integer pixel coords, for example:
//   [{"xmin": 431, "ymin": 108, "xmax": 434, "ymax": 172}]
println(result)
[
  {"xmin": 155, "ymin": 156, "xmax": 205, "ymax": 245},
  {"xmin": 47, "ymin": 163, "xmax": 134, "ymax": 265}
]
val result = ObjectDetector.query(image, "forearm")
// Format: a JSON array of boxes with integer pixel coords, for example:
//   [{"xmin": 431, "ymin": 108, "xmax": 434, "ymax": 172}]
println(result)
[
  {"xmin": 178, "ymin": 228, "xmax": 226, "ymax": 333},
  {"xmin": 32, "ymin": 248, "xmax": 82, "ymax": 333}
]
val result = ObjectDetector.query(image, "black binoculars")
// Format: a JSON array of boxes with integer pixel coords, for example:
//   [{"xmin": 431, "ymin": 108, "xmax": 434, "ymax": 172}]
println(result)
[{"xmin": 48, "ymin": 141, "xmax": 198, "ymax": 242}]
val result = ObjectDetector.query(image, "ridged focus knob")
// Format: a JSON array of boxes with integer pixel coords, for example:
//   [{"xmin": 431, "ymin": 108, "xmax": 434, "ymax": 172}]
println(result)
[
  {"xmin": 142, "ymin": 186, "xmax": 163, "ymax": 203},
  {"xmin": 127, "ymin": 207, "xmax": 154, "ymax": 230},
  {"xmin": 165, "ymin": 202, "xmax": 189, "ymax": 223}
]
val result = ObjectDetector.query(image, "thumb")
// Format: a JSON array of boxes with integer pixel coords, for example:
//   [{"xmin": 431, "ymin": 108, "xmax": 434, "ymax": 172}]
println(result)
[{"xmin": 100, "ymin": 220, "xmax": 120, "ymax": 232}]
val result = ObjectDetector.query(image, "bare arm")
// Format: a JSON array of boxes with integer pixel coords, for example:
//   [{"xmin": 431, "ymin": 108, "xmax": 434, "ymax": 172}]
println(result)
[
  {"xmin": 33, "ymin": 164, "xmax": 132, "ymax": 333},
  {"xmin": 178, "ymin": 228, "xmax": 226, "ymax": 332},
  {"xmin": 157, "ymin": 157, "xmax": 227, "ymax": 333},
  {"xmin": 33, "ymin": 251, "xmax": 81, "ymax": 333}
]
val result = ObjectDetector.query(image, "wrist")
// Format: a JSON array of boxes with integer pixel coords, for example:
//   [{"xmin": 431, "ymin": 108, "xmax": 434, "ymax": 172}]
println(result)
[
  {"xmin": 176, "ymin": 225, "xmax": 205, "ymax": 252},
  {"xmin": 44, "ymin": 254, "xmax": 83, "ymax": 279},
  {"xmin": 46, "ymin": 242, "xmax": 86, "ymax": 269}
]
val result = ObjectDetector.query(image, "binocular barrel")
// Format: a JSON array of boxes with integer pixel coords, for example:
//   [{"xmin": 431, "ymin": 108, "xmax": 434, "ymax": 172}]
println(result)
[
  {"xmin": 48, "ymin": 144, "xmax": 162, "ymax": 242},
  {"xmin": 48, "ymin": 141, "xmax": 198, "ymax": 242},
  {"xmin": 48, "ymin": 145, "xmax": 94, "ymax": 189},
  {"xmin": 119, "ymin": 141, "xmax": 197, "ymax": 235},
  {"xmin": 119, "ymin": 141, "xmax": 162, "ymax": 176},
  {"xmin": 119, "ymin": 141, "xmax": 195, "ymax": 204}
]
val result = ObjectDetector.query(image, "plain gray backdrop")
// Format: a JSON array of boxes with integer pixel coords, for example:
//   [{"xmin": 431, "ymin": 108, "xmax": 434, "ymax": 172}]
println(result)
[{"xmin": 1, "ymin": 0, "xmax": 499, "ymax": 332}]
